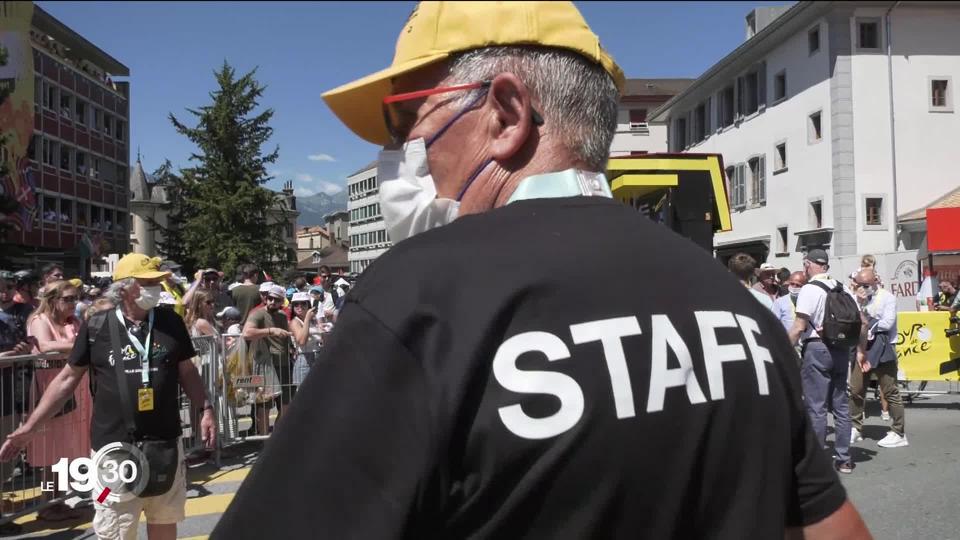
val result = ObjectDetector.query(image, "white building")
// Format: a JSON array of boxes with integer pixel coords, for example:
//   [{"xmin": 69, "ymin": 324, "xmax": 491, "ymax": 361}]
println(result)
[
  {"xmin": 346, "ymin": 160, "xmax": 391, "ymax": 274},
  {"xmin": 651, "ymin": 2, "xmax": 960, "ymax": 267},
  {"xmin": 610, "ymin": 79, "xmax": 694, "ymax": 156}
]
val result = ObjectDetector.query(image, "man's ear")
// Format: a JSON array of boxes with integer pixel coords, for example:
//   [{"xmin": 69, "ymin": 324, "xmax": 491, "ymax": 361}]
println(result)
[{"xmin": 486, "ymin": 73, "xmax": 534, "ymax": 162}]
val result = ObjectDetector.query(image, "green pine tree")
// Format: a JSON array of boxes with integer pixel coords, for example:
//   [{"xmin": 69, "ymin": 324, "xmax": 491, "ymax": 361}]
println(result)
[{"xmin": 167, "ymin": 61, "xmax": 294, "ymax": 278}]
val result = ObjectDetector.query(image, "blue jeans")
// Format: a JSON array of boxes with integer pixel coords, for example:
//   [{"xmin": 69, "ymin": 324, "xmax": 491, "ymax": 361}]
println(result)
[{"xmin": 801, "ymin": 341, "xmax": 852, "ymax": 464}]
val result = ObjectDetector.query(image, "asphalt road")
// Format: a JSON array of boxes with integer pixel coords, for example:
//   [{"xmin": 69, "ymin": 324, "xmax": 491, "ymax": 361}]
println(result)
[{"xmin": 840, "ymin": 381, "xmax": 960, "ymax": 540}]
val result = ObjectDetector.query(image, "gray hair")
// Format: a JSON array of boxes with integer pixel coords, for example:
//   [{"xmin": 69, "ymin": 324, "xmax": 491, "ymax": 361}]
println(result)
[
  {"xmin": 443, "ymin": 46, "xmax": 619, "ymax": 171},
  {"xmin": 104, "ymin": 277, "xmax": 136, "ymax": 305}
]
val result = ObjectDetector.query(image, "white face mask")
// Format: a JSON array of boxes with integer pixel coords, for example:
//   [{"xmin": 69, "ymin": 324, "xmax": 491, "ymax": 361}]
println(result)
[
  {"xmin": 788, "ymin": 287, "xmax": 803, "ymax": 298},
  {"xmin": 135, "ymin": 285, "xmax": 162, "ymax": 310},
  {"xmin": 377, "ymin": 138, "xmax": 460, "ymax": 244}
]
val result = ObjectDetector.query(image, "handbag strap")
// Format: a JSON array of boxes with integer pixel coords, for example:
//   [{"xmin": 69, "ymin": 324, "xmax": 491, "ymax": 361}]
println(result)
[{"xmin": 108, "ymin": 312, "xmax": 138, "ymax": 439}]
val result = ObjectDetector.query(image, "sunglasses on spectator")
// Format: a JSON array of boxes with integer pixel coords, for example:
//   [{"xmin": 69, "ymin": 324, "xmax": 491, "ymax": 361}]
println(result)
[
  {"xmin": 265, "ymin": 296, "xmax": 283, "ymax": 303},
  {"xmin": 59, "ymin": 295, "xmax": 78, "ymax": 303}
]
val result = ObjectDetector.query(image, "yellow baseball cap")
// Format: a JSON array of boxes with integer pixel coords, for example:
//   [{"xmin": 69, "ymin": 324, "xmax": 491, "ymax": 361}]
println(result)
[
  {"xmin": 113, "ymin": 253, "xmax": 170, "ymax": 281},
  {"xmin": 322, "ymin": 1, "xmax": 625, "ymax": 145}
]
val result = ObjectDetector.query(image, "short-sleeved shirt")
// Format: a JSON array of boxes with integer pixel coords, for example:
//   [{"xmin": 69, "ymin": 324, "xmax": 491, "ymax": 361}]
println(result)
[
  {"xmin": 231, "ymin": 284, "xmax": 261, "ymax": 323},
  {"xmin": 68, "ymin": 308, "xmax": 196, "ymax": 450},
  {"xmin": 794, "ymin": 275, "xmax": 837, "ymax": 340},
  {"xmin": 215, "ymin": 196, "xmax": 845, "ymax": 539},
  {"xmin": 245, "ymin": 308, "xmax": 289, "ymax": 356},
  {"xmin": 773, "ymin": 295, "xmax": 798, "ymax": 333}
]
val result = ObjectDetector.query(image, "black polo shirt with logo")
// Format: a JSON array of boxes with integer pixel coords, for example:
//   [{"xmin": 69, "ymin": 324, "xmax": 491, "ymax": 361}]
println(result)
[
  {"xmin": 69, "ymin": 307, "xmax": 195, "ymax": 450},
  {"xmin": 214, "ymin": 197, "xmax": 845, "ymax": 539}
]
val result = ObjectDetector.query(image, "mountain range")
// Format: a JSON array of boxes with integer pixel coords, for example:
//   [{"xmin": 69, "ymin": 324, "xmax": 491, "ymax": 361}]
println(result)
[{"xmin": 296, "ymin": 191, "xmax": 348, "ymax": 226}]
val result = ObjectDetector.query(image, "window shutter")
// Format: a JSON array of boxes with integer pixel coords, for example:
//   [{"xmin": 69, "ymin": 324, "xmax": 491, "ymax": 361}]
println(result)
[
  {"xmin": 687, "ymin": 110, "xmax": 694, "ymax": 146},
  {"xmin": 759, "ymin": 155, "xmax": 767, "ymax": 203},
  {"xmin": 705, "ymin": 96, "xmax": 713, "ymax": 134},
  {"xmin": 758, "ymin": 62, "xmax": 768, "ymax": 109}
]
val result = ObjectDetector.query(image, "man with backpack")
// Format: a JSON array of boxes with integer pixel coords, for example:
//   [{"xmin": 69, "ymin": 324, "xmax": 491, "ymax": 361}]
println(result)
[{"xmin": 788, "ymin": 249, "xmax": 867, "ymax": 475}]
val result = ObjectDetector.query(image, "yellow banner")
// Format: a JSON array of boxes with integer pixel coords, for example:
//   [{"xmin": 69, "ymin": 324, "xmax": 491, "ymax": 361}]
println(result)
[
  {"xmin": 896, "ymin": 311, "xmax": 960, "ymax": 381},
  {"xmin": 0, "ymin": 1, "xmax": 37, "ymax": 231}
]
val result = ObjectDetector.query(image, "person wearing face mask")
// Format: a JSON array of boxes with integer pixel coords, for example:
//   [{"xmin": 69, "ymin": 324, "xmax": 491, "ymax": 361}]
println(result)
[
  {"xmin": 848, "ymin": 268, "xmax": 907, "ymax": 449},
  {"xmin": 0, "ymin": 253, "xmax": 215, "ymax": 540},
  {"xmin": 215, "ymin": 2, "xmax": 868, "ymax": 539},
  {"xmin": 773, "ymin": 271, "xmax": 807, "ymax": 333}
]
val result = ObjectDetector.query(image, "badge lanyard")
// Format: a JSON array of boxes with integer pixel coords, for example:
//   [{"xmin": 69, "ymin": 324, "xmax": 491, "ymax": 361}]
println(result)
[{"xmin": 115, "ymin": 307, "xmax": 155, "ymax": 387}]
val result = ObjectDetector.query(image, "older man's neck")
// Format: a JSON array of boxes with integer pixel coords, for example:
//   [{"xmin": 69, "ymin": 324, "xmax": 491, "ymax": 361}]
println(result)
[{"xmin": 122, "ymin": 299, "xmax": 148, "ymax": 322}]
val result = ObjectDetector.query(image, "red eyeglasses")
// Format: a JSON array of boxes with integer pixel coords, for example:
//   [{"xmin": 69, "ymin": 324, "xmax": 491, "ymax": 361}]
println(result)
[{"xmin": 382, "ymin": 81, "xmax": 490, "ymax": 146}]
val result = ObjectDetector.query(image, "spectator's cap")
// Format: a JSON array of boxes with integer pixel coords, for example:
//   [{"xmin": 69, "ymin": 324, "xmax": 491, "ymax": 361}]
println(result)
[
  {"xmin": 258, "ymin": 281, "xmax": 275, "ymax": 293},
  {"xmin": 201, "ymin": 268, "xmax": 221, "ymax": 277},
  {"xmin": 266, "ymin": 285, "xmax": 286, "ymax": 300},
  {"xmin": 159, "ymin": 260, "xmax": 181, "ymax": 271},
  {"xmin": 291, "ymin": 292, "xmax": 312, "ymax": 304},
  {"xmin": 0, "ymin": 270, "xmax": 13, "ymax": 280},
  {"xmin": 758, "ymin": 263, "xmax": 777, "ymax": 274},
  {"xmin": 67, "ymin": 278, "xmax": 83, "ymax": 288},
  {"xmin": 334, "ymin": 278, "xmax": 350, "ymax": 288},
  {"xmin": 158, "ymin": 291, "xmax": 177, "ymax": 305},
  {"xmin": 113, "ymin": 253, "xmax": 170, "ymax": 281},
  {"xmin": 285, "ymin": 287, "xmax": 297, "ymax": 299},
  {"xmin": 13, "ymin": 269, "xmax": 39, "ymax": 285},
  {"xmin": 321, "ymin": 1, "xmax": 625, "ymax": 145},
  {"xmin": 804, "ymin": 249, "xmax": 829, "ymax": 265},
  {"xmin": 309, "ymin": 286, "xmax": 323, "ymax": 295},
  {"xmin": 217, "ymin": 306, "xmax": 242, "ymax": 320}
]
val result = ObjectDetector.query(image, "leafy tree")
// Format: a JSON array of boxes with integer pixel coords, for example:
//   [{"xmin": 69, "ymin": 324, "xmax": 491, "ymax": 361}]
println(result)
[{"xmin": 165, "ymin": 61, "xmax": 294, "ymax": 278}]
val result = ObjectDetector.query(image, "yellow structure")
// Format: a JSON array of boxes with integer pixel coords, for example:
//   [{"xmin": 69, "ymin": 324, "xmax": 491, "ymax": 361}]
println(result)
[
  {"xmin": 606, "ymin": 154, "xmax": 731, "ymax": 251},
  {"xmin": 895, "ymin": 311, "xmax": 960, "ymax": 382}
]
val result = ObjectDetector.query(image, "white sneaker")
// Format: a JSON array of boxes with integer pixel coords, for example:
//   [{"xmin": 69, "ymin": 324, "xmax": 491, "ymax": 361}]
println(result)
[
  {"xmin": 877, "ymin": 431, "xmax": 909, "ymax": 448},
  {"xmin": 851, "ymin": 428, "xmax": 863, "ymax": 443},
  {"xmin": 881, "ymin": 410, "xmax": 891, "ymax": 422}
]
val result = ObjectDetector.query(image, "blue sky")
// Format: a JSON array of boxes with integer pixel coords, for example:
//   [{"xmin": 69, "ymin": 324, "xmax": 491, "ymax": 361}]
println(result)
[{"xmin": 37, "ymin": 1, "xmax": 786, "ymax": 197}]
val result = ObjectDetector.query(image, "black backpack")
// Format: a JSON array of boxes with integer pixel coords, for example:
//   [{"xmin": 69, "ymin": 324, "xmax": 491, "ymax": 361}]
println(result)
[{"xmin": 812, "ymin": 280, "xmax": 862, "ymax": 349}]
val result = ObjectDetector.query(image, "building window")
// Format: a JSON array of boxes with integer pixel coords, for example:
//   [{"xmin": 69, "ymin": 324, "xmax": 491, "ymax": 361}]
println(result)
[
  {"xmin": 748, "ymin": 155, "xmax": 766, "ymax": 205},
  {"xmin": 103, "ymin": 114, "xmax": 112, "ymax": 136},
  {"xmin": 808, "ymin": 25, "xmax": 820, "ymax": 55},
  {"xmin": 44, "ymin": 82, "xmax": 57, "ymax": 110},
  {"xmin": 773, "ymin": 71, "xmax": 786, "ymax": 102},
  {"xmin": 115, "ymin": 120, "xmax": 125, "ymax": 141},
  {"xmin": 730, "ymin": 163, "xmax": 746, "ymax": 210},
  {"xmin": 34, "ymin": 76, "xmax": 41, "ymax": 107},
  {"xmin": 60, "ymin": 92, "xmax": 73, "ymax": 120},
  {"xmin": 777, "ymin": 226, "xmax": 789, "ymax": 254},
  {"xmin": 28, "ymin": 134, "xmax": 38, "ymax": 161},
  {"xmin": 930, "ymin": 78, "xmax": 953, "ymax": 112},
  {"xmin": 865, "ymin": 196, "xmax": 885, "ymax": 228},
  {"xmin": 60, "ymin": 145, "xmax": 72, "ymax": 171},
  {"xmin": 75, "ymin": 99, "xmax": 87, "ymax": 126},
  {"xmin": 629, "ymin": 109, "xmax": 648, "ymax": 132},
  {"xmin": 719, "ymin": 85, "xmax": 735, "ymax": 128},
  {"xmin": 694, "ymin": 102, "xmax": 708, "ymax": 142},
  {"xmin": 75, "ymin": 151, "xmax": 87, "ymax": 176},
  {"xmin": 42, "ymin": 139, "xmax": 56, "ymax": 167},
  {"xmin": 92, "ymin": 157, "xmax": 101, "ymax": 180},
  {"xmin": 93, "ymin": 108, "xmax": 102, "ymax": 131},
  {"xmin": 739, "ymin": 70, "xmax": 760, "ymax": 116},
  {"xmin": 810, "ymin": 199, "xmax": 823, "ymax": 229},
  {"xmin": 857, "ymin": 19, "xmax": 880, "ymax": 50},
  {"xmin": 675, "ymin": 117, "xmax": 688, "ymax": 149},
  {"xmin": 774, "ymin": 142, "xmax": 787, "ymax": 172},
  {"xmin": 808, "ymin": 110, "xmax": 823, "ymax": 143}
]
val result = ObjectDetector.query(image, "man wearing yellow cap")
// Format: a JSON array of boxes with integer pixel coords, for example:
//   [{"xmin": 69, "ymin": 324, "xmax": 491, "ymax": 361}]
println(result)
[
  {"xmin": 216, "ymin": 3, "xmax": 867, "ymax": 538},
  {"xmin": 1, "ymin": 253, "xmax": 216, "ymax": 540}
]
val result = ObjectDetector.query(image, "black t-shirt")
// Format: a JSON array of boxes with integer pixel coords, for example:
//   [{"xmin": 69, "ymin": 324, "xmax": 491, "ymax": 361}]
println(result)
[
  {"xmin": 69, "ymin": 307, "xmax": 195, "ymax": 450},
  {"xmin": 213, "ymin": 197, "xmax": 845, "ymax": 539}
]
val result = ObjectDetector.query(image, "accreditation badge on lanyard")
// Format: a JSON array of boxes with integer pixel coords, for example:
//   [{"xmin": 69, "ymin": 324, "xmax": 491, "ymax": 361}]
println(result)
[{"xmin": 115, "ymin": 308, "xmax": 156, "ymax": 412}]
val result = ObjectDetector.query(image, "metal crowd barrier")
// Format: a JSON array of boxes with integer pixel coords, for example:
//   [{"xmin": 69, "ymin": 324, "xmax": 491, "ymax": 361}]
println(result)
[
  {"xmin": 0, "ymin": 330, "xmax": 320, "ymax": 525},
  {"xmin": 0, "ymin": 352, "xmax": 92, "ymax": 525}
]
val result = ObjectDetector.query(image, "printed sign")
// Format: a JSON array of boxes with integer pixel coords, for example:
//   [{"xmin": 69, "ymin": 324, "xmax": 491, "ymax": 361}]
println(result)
[{"xmin": 895, "ymin": 311, "xmax": 960, "ymax": 381}]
